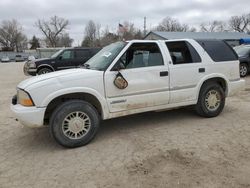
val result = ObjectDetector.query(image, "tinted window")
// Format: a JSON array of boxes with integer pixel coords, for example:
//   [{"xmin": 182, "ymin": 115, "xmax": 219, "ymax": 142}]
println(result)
[
  {"xmin": 75, "ymin": 49, "xmax": 90, "ymax": 59},
  {"xmin": 90, "ymin": 48, "xmax": 101, "ymax": 55},
  {"xmin": 61, "ymin": 50, "xmax": 73, "ymax": 60},
  {"xmin": 120, "ymin": 43, "xmax": 164, "ymax": 69},
  {"xmin": 197, "ymin": 40, "xmax": 238, "ymax": 62},
  {"xmin": 165, "ymin": 41, "xmax": 201, "ymax": 65}
]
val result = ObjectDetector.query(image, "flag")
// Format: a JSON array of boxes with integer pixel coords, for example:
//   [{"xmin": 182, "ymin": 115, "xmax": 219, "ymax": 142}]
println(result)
[{"xmin": 118, "ymin": 23, "xmax": 125, "ymax": 34}]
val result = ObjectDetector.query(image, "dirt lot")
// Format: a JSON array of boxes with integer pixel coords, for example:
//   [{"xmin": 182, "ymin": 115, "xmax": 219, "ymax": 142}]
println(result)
[{"xmin": 0, "ymin": 62, "xmax": 250, "ymax": 188}]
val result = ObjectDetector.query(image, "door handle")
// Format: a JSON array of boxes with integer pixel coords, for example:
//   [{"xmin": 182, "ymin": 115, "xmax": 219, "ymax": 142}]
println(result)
[
  {"xmin": 199, "ymin": 68, "xmax": 205, "ymax": 73},
  {"xmin": 160, "ymin": 71, "xmax": 168, "ymax": 77}
]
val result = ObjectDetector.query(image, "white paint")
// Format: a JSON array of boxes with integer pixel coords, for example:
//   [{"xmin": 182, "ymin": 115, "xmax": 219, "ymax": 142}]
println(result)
[{"xmin": 11, "ymin": 39, "xmax": 245, "ymax": 127}]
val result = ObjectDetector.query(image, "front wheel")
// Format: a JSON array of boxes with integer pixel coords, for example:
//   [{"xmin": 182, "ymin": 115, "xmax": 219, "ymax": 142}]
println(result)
[
  {"xmin": 49, "ymin": 100, "xmax": 100, "ymax": 148},
  {"xmin": 37, "ymin": 67, "xmax": 52, "ymax": 75},
  {"xmin": 195, "ymin": 83, "xmax": 225, "ymax": 118}
]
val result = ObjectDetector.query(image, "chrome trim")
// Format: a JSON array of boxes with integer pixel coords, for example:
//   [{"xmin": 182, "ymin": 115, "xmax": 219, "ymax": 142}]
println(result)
[
  {"xmin": 27, "ymin": 68, "xmax": 37, "ymax": 72},
  {"xmin": 110, "ymin": 100, "xmax": 127, "ymax": 104},
  {"xmin": 109, "ymin": 88, "xmax": 169, "ymax": 98},
  {"xmin": 57, "ymin": 66, "xmax": 76, "ymax": 70},
  {"xmin": 170, "ymin": 85, "xmax": 196, "ymax": 91},
  {"xmin": 229, "ymin": 78, "xmax": 241, "ymax": 82}
]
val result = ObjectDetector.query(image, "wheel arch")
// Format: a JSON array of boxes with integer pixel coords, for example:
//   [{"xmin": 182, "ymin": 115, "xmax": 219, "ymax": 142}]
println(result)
[
  {"xmin": 197, "ymin": 75, "xmax": 228, "ymax": 101},
  {"xmin": 37, "ymin": 64, "xmax": 55, "ymax": 73},
  {"xmin": 44, "ymin": 92, "xmax": 106, "ymax": 125},
  {"xmin": 240, "ymin": 61, "xmax": 249, "ymax": 66}
]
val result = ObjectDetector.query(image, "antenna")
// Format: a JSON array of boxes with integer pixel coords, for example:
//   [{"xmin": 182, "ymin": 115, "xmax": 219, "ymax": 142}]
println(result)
[{"xmin": 144, "ymin": 17, "xmax": 147, "ymax": 37}]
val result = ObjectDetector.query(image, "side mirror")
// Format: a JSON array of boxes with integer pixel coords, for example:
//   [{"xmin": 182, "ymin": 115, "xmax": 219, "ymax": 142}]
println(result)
[{"xmin": 58, "ymin": 56, "xmax": 63, "ymax": 60}]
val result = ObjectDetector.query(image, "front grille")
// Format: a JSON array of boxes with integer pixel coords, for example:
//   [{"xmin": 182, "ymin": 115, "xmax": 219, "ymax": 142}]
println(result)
[{"xmin": 12, "ymin": 95, "xmax": 17, "ymax": 105}]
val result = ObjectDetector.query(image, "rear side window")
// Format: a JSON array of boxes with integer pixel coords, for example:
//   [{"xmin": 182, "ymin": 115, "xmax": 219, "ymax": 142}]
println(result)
[
  {"xmin": 197, "ymin": 40, "xmax": 238, "ymax": 62},
  {"xmin": 165, "ymin": 41, "xmax": 201, "ymax": 65},
  {"xmin": 90, "ymin": 48, "xmax": 101, "ymax": 55},
  {"xmin": 75, "ymin": 49, "xmax": 90, "ymax": 59}
]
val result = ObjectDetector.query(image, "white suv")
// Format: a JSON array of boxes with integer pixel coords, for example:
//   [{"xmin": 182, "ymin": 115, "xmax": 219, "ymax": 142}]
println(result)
[{"xmin": 11, "ymin": 39, "xmax": 245, "ymax": 148}]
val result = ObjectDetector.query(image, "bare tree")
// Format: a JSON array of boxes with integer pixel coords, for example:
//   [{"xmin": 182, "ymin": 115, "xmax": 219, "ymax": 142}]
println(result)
[
  {"xmin": 155, "ymin": 17, "xmax": 189, "ymax": 32},
  {"xmin": 57, "ymin": 33, "xmax": 73, "ymax": 47},
  {"xmin": 36, "ymin": 16, "xmax": 69, "ymax": 47},
  {"xmin": 100, "ymin": 26, "xmax": 119, "ymax": 46},
  {"xmin": 229, "ymin": 13, "xmax": 250, "ymax": 33},
  {"xmin": 200, "ymin": 20, "xmax": 227, "ymax": 32},
  {"xmin": 0, "ymin": 19, "xmax": 27, "ymax": 51},
  {"xmin": 82, "ymin": 20, "xmax": 101, "ymax": 47}
]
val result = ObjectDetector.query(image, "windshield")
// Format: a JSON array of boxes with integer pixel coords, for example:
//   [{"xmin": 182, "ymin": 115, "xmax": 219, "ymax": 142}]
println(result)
[
  {"xmin": 234, "ymin": 46, "xmax": 250, "ymax": 57},
  {"xmin": 51, "ymin": 49, "xmax": 64, "ymax": 58},
  {"xmin": 85, "ymin": 41, "xmax": 126, "ymax": 71}
]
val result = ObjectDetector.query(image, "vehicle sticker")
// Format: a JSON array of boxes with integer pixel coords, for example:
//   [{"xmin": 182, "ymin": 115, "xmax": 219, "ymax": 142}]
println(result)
[{"xmin": 102, "ymin": 52, "xmax": 112, "ymax": 58}]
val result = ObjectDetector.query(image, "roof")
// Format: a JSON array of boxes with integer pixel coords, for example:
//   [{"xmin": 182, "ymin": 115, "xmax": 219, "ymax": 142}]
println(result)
[{"xmin": 145, "ymin": 31, "xmax": 250, "ymax": 40}]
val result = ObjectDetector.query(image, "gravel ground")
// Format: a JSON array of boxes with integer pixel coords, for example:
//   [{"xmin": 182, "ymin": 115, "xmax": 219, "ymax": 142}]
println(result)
[{"xmin": 0, "ymin": 62, "xmax": 250, "ymax": 188}]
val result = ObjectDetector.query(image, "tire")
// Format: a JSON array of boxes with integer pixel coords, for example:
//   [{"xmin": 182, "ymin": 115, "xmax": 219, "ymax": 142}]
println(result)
[
  {"xmin": 37, "ymin": 67, "xmax": 52, "ymax": 75},
  {"xmin": 49, "ymin": 100, "xmax": 100, "ymax": 148},
  {"xmin": 195, "ymin": 82, "xmax": 225, "ymax": 118},
  {"xmin": 239, "ymin": 63, "xmax": 248, "ymax": 77}
]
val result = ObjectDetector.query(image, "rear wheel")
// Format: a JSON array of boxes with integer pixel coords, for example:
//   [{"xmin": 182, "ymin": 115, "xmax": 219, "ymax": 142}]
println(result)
[
  {"xmin": 37, "ymin": 67, "xmax": 52, "ymax": 75},
  {"xmin": 49, "ymin": 100, "xmax": 100, "ymax": 148},
  {"xmin": 239, "ymin": 63, "xmax": 248, "ymax": 77},
  {"xmin": 195, "ymin": 83, "xmax": 225, "ymax": 118}
]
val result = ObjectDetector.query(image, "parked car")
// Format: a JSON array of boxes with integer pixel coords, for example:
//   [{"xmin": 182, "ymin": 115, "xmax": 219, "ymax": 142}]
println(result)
[
  {"xmin": 1, "ymin": 56, "xmax": 10, "ymax": 63},
  {"xmin": 234, "ymin": 45, "xmax": 250, "ymax": 77},
  {"xmin": 15, "ymin": 55, "xmax": 25, "ymax": 62},
  {"xmin": 11, "ymin": 39, "xmax": 245, "ymax": 148},
  {"xmin": 23, "ymin": 47, "xmax": 101, "ymax": 76}
]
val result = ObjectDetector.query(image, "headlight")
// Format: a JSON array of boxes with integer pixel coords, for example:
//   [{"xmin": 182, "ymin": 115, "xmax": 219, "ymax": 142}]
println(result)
[
  {"xmin": 27, "ymin": 61, "xmax": 36, "ymax": 68},
  {"xmin": 17, "ymin": 89, "xmax": 34, "ymax": 106}
]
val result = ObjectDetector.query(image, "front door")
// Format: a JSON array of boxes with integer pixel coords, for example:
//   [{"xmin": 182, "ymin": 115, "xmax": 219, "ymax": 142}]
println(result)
[
  {"xmin": 55, "ymin": 49, "xmax": 75, "ymax": 70},
  {"xmin": 104, "ymin": 42, "xmax": 170, "ymax": 113}
]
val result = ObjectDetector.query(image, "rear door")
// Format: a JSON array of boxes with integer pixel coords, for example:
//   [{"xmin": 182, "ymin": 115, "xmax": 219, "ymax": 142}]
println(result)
[
  {"xmin": 104, "ymin": 42, "xmax": 170, "ymax": 113},
  {"xmin": 74, "ymin": 49, "xmax": 91, "ymax": 67},
  {"xmin": 166, "ymin": 41, "xmax": 205, "ymax": 103}
]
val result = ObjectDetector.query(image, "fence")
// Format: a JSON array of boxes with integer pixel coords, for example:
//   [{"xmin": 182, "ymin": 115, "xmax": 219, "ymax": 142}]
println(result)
[{"xmin": 0, "ymin": 48, "xmax": 63, "ymax": 61}]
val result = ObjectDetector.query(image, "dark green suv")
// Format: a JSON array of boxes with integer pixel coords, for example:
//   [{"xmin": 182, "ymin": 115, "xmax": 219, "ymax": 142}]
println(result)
[{"xmin": 24, "ymin": 47, "xmax": 101, "ymax": 76}]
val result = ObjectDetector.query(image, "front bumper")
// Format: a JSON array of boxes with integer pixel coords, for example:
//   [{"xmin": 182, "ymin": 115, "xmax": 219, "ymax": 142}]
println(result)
[
  {"xmin": 228, "ymin": 79, "xmax": 245, "ymax": 96},
  {"xmin": 11, "ymin": 104, "xmax": 46, "ymax": 128}
]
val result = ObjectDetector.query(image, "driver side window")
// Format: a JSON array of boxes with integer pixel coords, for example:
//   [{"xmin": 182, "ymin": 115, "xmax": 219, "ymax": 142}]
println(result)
[
  {"xmin": 61, "ymin": 50, "xmax": 73, "ymax": 60},
  {"xmin": 119, "ymin": 43, "xmax": 163, "ymax": 69}
]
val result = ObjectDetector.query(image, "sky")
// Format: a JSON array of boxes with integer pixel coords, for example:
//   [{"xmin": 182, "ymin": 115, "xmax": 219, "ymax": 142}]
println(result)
[{"xmin": 0, "ymin": 0, "xmax": 250, "ymax": 46}]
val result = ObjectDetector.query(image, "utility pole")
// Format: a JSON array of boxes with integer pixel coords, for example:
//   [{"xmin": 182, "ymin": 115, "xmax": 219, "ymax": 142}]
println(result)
[{"xmin": 143, "ymin": 17, "xmax": 147, "ymax": 37}]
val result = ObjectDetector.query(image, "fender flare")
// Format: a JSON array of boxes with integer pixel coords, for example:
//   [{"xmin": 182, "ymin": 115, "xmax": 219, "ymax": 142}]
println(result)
[
  {"xmin": 40, "ymin": 87, "xmax": 109, "ymax": 119},
  {"xmin": 196, "ymin": 73, "xmax": 229, "ymax": 101},
  {"xmin": 37, "ymin": 64, "xmax": 55, "ymax": 72}
]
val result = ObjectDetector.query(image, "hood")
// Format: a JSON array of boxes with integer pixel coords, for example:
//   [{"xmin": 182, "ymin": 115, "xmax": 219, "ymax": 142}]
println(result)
[
  {"xmin": 18, "ymin": 68, "xmax": 102, "ymax": 89},
  {"xmin": 34, "ymin": 58, "xmax": 52, "ymax": 62},
  {"xmin": 34, "ymin": 58, "xmax": 52, "ymax": 63}
]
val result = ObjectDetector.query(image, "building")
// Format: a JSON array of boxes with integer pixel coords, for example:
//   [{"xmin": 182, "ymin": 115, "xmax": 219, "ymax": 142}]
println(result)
[{"xmin": 144, "ymin": 31, "xmax": 250, "ymax": 46}]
